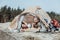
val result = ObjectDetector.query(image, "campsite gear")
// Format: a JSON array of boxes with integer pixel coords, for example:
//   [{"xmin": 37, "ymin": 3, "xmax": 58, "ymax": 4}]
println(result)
[
  {"xmin": 51, "ymin": 19, "xmax": 59, "ymax": 28},
  {"xmin": 51, "ymin": 19, "xmax": 60, "ymax": 32},
  {"xmin": 8, "ymin": 6, "xmax": 51, "ymax": 32},
  {"xmin": 17, "ymin": 15, "xmax": 25, "ymax": 32}
]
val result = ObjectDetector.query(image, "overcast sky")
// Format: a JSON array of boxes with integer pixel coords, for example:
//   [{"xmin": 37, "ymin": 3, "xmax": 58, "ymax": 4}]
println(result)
[{"xmin": 0, "ymin": 0, "xmax": 60, "ymax": 14}]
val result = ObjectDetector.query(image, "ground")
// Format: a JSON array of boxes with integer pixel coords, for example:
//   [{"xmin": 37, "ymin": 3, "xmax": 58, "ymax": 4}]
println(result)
[{"xmin": 0, "ymin": 22, "xmax": 60, "ymax": 40}]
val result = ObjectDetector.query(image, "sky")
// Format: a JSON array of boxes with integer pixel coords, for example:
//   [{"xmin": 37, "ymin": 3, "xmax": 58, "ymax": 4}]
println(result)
[{"xmin": 0, "ymin": 0, "xmax": 60, "ymax": 14}]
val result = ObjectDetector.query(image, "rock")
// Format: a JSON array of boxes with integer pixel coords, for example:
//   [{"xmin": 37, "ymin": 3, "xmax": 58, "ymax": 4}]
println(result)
[
  {"xmin": 1, "ymin": 30, "xmax": 60, "ymax": 40},
  {"xmin": 0, "ymin": 30, "xmax": 16, "ymax": 40},
  {"xmin": 0, "ymin": 22, "xmax": 60, "ymax": 40},
  {"xmin": 10, "ymin": 32, "xmax": 60, "ymax": 40}
]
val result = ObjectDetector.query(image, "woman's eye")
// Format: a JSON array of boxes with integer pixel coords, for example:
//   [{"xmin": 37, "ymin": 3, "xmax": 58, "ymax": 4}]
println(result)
[{"xmin": 22, "ymin": 22, "xmax": 24, "ymax": 24}]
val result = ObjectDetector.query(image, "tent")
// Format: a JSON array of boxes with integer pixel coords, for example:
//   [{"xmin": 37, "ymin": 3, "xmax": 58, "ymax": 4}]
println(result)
[{"xmin": 8, "ymin": 6, "xmax": 51, "ymax": 32}]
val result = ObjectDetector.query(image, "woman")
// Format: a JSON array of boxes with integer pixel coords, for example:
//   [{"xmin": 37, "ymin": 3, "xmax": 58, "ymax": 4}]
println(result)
[
  {"xmin": 20, "ymin": 21, "xmax": 28, "ymax": 32},
  {"xmin": 32, "ymin": 17, "xmax": 41, "ymax": 32}
]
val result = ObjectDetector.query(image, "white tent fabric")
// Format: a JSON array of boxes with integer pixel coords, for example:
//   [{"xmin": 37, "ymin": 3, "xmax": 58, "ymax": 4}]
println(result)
[
  {"xmin": 17, "ymin": 16, "xmax": 24, "ymax": 32},
  {"xmin": 21, "ymin": 6, "xmax": 51, "ymax": 27},
  {"xmin": 8, "ymin": 6, "xmax": 51, "ymax": 32}
]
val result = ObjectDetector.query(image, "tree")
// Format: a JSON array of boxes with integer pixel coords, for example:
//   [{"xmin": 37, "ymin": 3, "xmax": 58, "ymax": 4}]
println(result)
[{"xmin": 0, "ymin": 5, "xmax": 7, "ymax": 22}]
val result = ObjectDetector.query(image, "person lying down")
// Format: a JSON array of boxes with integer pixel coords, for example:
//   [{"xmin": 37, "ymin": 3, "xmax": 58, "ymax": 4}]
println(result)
[
  {"xmin": 8, "ymin": 13, "xmax": 41, "ymax": 32},
  {"xmin": 20, "ymin": 17, "xmax": 41, "ymax": 32}
]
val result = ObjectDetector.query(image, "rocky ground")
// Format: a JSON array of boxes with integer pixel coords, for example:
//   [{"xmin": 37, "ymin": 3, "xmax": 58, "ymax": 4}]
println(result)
[{"xmin": 0, "ymin": 22, "xmax": 60, "ymax": 40}]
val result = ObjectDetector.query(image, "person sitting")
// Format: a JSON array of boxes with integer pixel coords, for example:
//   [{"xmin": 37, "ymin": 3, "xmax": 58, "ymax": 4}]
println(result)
[{"xmin": 51, "ymin": 19, "xmax": 59, "ymax": 32}]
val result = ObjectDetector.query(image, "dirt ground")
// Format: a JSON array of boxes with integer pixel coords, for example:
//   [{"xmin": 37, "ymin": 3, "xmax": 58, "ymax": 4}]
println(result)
[{"xmin": 0, "ymin": 22, "xmax": 60, "ymax": 40}]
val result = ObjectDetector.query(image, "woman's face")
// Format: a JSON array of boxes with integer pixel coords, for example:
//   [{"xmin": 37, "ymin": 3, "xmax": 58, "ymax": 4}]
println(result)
[
  {"xmin": 22, "ymin": 24, "xmax": 27, "ymax": 27},
  {"xmin": 34, "ymin": 17, "xmax": 39, "ymax": 23}
]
